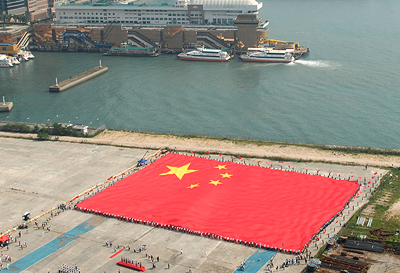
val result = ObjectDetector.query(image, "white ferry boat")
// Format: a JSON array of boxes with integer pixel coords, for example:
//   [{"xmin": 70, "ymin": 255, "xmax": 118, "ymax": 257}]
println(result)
[
  {"xmin": 240, "ymin": 48, "xmax": 295, "ymax": 63},
  {"xmin": 178, "ymin": 47, "xmax": 231, "ymax": 62},
  {"xmin": 0, "ymin": 54, "xmax": 13, "ymax": 67}
]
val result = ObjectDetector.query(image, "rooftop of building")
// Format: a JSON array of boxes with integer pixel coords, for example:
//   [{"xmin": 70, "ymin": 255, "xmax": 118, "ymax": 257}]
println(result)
[
  {"xmin": 58, "ymin": 0, "xmax": 261, "ymax": 8},
  {"xmin": 0, "ymin": 24, "xmax": 30, "ymax": 34}
]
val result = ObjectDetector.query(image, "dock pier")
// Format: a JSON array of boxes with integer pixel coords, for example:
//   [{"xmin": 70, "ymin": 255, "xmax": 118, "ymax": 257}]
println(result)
[
  {"xmin": 49, "ymin": 64, "xmax": 108, "ymax": 92},
  {"xmin": 0, "ymin": 96, "xmax": 13, "ymax": 112}
]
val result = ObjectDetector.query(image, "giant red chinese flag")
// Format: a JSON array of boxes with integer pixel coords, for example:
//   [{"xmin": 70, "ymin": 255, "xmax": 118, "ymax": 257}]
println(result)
[{"xmin": 76, "ymin": 153, "xmax": 359, "ymax": 251}]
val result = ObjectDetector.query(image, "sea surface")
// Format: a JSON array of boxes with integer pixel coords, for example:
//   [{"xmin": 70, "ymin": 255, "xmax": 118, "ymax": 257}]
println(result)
[{"xmin": 1, "ymin": 0, "xmax": 400, "ymax": 149}]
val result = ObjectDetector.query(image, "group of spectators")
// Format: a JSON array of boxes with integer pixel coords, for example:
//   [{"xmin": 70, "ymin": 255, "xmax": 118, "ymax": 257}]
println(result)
[
  {"xmin": 58, "ymin": 264, "xmax": 80, "ymax": 273},
  {"xmin": 0, "ymin": 251, "xmax": 12, "ymax": 270},
  {"xmin": 78, "ymin": 207, "xmax": 304, "ymax": 254}
]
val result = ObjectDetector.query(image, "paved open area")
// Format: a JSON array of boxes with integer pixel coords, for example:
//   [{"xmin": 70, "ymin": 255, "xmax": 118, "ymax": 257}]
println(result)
[{"xmin": 0, "ymin": 137, "xmax": 387, "ymax": 272}]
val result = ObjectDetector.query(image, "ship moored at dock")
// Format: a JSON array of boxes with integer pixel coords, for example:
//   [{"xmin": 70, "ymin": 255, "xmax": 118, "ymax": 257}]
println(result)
[
  {"xmin": 178, "ymin": 47, "xmax": 232, "ymax": 62},
  {"xmin": 104, "ymin": 44, "xmax": 160, "ymax": 57}
]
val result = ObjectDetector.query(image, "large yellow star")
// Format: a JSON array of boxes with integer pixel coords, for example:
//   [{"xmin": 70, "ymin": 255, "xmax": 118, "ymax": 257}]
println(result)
[
  {"xmin": 159, "ymin": 163, "xmax": 198, "ymax": 180},
  {"xmin": 209, "ymin": 180, "xmax": 222, "ymax": 186},
  {"xmin": 215, "ymin": 165, "xmax": 227, "ymax": 170},
  {"xmin": 187, "ymin": 183, "xmax": 200, "ymax": 189},
  {"xmin": 221, "ymin": 173, "xmax": 233, "ymax": 178}
]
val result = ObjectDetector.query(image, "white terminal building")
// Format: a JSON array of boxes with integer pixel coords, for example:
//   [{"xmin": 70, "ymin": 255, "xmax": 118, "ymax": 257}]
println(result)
[{"xmin": 55, "ymin": 0, "xmax": 263, "ymax": 26}]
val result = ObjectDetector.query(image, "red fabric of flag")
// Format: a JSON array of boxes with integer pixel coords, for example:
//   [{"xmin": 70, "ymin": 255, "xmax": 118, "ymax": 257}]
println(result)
[{"xmin": 76, "ymin": 153, "xmax": 358, "ymax": 252}]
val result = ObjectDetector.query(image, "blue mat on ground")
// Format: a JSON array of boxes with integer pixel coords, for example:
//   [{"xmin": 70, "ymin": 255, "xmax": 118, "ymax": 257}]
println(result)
[{"xmin": 234, "ymin": 249, "xmax": 277, "ymax": 273}]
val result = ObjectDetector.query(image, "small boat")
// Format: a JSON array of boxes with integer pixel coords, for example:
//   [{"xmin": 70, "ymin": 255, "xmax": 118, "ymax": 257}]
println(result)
[
  {"xmin": 0, "ymin": 54, "xmax": 13, "ymax": 67},
  {"xmin": 26, "ymin": 51, "xmax": 35, "ymax": 59},
  {"xmin": 240, "ymin": 48, "xmax": 295, "ymax": 63},
  {"xmin": 9, "ymin": 56, "xmax": 20, "ymax": 65},
  {"xmin": 178, "ymin": 46, "xmax": 231, "ymax": 62},
  {"xmin": 17, "ymin": 51, "xmax": 29, "ymax": 61}
]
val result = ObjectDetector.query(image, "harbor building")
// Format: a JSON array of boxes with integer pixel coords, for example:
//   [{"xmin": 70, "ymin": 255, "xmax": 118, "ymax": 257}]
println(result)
[
  {"xmin": 55, "ymin": 0, "xmax": 262, "ymax": 26},
  {"xmin": 45, "ymin": 0, "xmax": 268, "ymax": 51},
  {"xmin": 29, "ymin": 13, "xmax": 268, "ymax": 52}
]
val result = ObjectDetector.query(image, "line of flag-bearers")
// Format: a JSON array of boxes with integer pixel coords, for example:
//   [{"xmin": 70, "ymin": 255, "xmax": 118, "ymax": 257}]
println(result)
[{"xmin": 117, "ymin": 257, "xmax": 146, "ymax": 271}]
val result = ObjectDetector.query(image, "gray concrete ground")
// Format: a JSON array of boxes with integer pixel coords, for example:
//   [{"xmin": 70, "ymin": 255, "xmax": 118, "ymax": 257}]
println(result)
[{"xmin": 0, "ymin": 137, "xmax": 387, "ymax": 273}]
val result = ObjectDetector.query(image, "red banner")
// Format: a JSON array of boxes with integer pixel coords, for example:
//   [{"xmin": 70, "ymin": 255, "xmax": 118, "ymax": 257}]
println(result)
[{"xmin": 76, "ymin": 153, "xmax": 358, "ymax": 252}]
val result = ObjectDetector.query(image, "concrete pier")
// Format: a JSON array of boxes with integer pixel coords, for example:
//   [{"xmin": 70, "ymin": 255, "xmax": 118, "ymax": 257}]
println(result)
[
  {"xmin": 0, "ymin": 101, "xmax": 13, "ymax": 112},
  {"xmin": 49, "ymin": 66, "xmax": 108, "ymax": 92}
]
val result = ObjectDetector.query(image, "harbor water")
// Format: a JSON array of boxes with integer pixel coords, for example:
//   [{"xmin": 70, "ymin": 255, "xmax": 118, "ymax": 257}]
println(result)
[{"xmin": 1, "ymin": 0, "xmax": 399, "ymax": 149}]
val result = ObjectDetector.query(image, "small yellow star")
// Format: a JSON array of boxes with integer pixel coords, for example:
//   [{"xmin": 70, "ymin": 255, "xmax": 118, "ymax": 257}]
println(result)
[
  {"xmin": 187, "ymin": 183, "xmax": 200, "ymax": 189},
  {"xmin": 209, "ymin": 180, "xmax": 222, "ymax": 186},
  {"xmin": 215, "ymin": 165, "xmax": 227, "ymax": 170},
  {"xmin": 221, "ymin": 173, "xmax": 233, "ymax": 178},
  {"xmin": 159, "ymin": 163, "xmax": 198, "ymax": 180}
]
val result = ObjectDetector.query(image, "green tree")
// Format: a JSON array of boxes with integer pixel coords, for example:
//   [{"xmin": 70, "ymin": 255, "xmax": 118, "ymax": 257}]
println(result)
[
  {"xmin": 0, "ymin": 123, "xmax": 32, "ymax": 133},
  {"xmin": 5, "ymin": 14, "xmax": 12, "ymax": 23},
  {"xmin": 37, "ymin": 131, "xmax": 50, "ymax": 140},
  {"xmin": 37, "ymin": 128, "xmax": 50, "ymax": 140}
]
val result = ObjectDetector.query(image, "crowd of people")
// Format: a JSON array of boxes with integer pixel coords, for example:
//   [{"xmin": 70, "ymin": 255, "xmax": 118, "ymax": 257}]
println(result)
[
  {"xmin": 0, "ymin": 251, "xmax": 12, "ymax": 270},
  {"xmin": 114, "ymin": 244, "xmax": 163, "ymax": 270},
  {"xmin": 58, "ymin": 264, "xmax": 80, "ymax": 273},
  {"xmin": 276, "ymin": 252, "xmax": 310, "ymax": 270},
  {"xmin": 79, "ymin": 204, "xmax": 310, "ymax": 253}
]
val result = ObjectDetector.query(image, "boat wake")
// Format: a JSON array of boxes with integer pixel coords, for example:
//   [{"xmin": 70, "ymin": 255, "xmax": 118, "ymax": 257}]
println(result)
[{"xmin": 295, "ymin": 60, "xmax": 331, "ymax": 68}]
